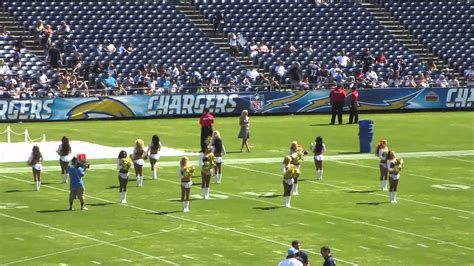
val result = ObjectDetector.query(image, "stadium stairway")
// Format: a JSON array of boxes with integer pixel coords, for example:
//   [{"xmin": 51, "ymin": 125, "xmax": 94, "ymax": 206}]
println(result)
[
  {"xmin": 362, "ymin": 2, "xmax": 464, "ymax": 83},
  {"xmin": 174, "ymin": 2, "xmax": 265, "ymax": 74},
  {"xmin": 0, "ymin": 9, "xmax": 44, "ymax": 59}
]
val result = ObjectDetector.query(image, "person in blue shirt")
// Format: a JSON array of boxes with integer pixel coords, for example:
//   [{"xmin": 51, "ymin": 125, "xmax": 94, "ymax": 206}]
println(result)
[
  {"xmin": 320, "ymin": 246, "xmax": 336, "ymax": 266},
  {"xmin": 68, "ymin": 157, "xmax": 88, "ymax": 211}
]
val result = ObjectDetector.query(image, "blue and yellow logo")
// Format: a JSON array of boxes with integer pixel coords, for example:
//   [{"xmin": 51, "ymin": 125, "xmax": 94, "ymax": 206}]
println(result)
[{"xmin": 66, "ymin": 98, "xmax": 135, "ymax": 120}]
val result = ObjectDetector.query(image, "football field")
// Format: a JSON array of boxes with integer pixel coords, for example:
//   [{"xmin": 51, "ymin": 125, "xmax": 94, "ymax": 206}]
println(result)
[{"xmin": 0, "ymin": 112, "xmax": 473, "ymax": 265}]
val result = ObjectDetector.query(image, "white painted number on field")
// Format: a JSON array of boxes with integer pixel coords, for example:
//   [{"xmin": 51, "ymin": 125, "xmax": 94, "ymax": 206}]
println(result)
[
  {"xmin": 189, "ymin": 194, "xmax": 229, "ymax": 200},
  {"xmin": 242, "ymin": 192, "xmax": 275, "ymax": 197},
  {"xmin": 0, "ymin": 203, "xmax": 29, "ymax": 209},
  {"xmin": 432, "ymin": 184, "xmax": 471, "ymax": 190}
]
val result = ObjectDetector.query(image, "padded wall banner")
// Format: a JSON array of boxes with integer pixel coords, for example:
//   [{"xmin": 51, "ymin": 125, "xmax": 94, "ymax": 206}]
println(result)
[{"xmin": 0, "ymin": 87, "xmax": 472, "ymax": 121}]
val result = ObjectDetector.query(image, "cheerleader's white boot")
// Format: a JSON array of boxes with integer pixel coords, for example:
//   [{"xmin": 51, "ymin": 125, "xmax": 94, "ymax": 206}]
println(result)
[
  {"xmin": 182, "ymin": 201, "xmax": 187, "ymax": 212},
  {"xmin": 292, "ymin": 184, "xmax": 299, "ymax": 196},
  {"xmin": 391, "ymin": 192, "xmax": 397, "ymax": 203},
  {"xmin": 317, "ymin": 170, "xmax": 323, "ymax": 180},
  {"xmin": 381, "ymin": 180, "xmax": 388, "ymax": 191},
  {"xmin": 35, "ymin": 181, "xmax": 40, "ymax": 191},
  {"xmin": 202, "ymin": 188, "xmax": 206, "ymax": 199},
  {"xmin": 121, "ymin": 192, "xmax": 128, "ymax": 204},
  {"xmin": 184, "ymin": 201, "xmax": 190, "ymax": 212},
  {"xmin": 61, "ymin": 174, "xmax": 68, "ymax": 184},
  {"xmin": 284, "ymin": 196, "xmax": 291, "ymax": 208},
  {"xmin": 205, "ymin": 188, "xmax": 211, "ymax": 199},
  {"xmin": 152, "ymin": 169, "xmax": 157, "ymax": 180}
]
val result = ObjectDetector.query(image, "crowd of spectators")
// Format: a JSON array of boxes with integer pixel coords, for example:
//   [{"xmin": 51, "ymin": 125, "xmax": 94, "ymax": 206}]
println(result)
[{"xmin": 0, "ymin": 11, "xmax": 468, "ymax": 99}]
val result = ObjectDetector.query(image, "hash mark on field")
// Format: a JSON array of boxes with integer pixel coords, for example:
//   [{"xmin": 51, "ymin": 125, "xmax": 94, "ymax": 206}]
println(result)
[
  {"xmin": 272, "ymin": 250, "xmax": 284, "ymax": 255},
  {"xmin": 102, "ymin": 231, "xmax": 113, "ymax": 236},
  {"xmin": 213, "ymin": 253, "xmax": 224, "ymax": 257},
  {"xmin": 458, "ymin": 216, "xmax": 469, "ymax": 219},
  {"xmin": 387, "ymin": 245, "xmax": 401, "ymax": 249},
  {"xmin": 297, "ymin": 222, "xmax": 308, "ymax": 226},
  {"xmin": 182, "ymin": 255, "xmax": 197, "ymax": 260},
  {"xmin": 430, "ymin": 216, "xmax": 442, "ymax": 220},
  {"xmin": 271, "ymin": 224, "xmax": 280, "ymax": 227},
  {"xmin": 243, "ymin": 252, "xmax": 254, "ymax": 256},
  {"xmin": 160, "ymin": 229, "xmax": 169, "ymax": 233},
  {"xmin": 417, "ymin": 244, "xmax": 429, "ymax": 248},
  {"xmin": 15, "ymin": 237, "xmax": 24, "ymax": 241},
  {"xmin": 378, "ymin": 219, "xmax": 388, "ymax": 222},
  {"xmin": 188, "ymin": 227, "xmax": 199, "ymax": 232},
  {"xmin": 132, "ymin": 231, "xmax": 142, "ymax": 234},
  {"xmin": 326, "ymin": 221, "xmax": 336, "ymax": 225},
  {"xmin": 359, "ymin": 246, "xmax": 370, "ymax": 250},
  {"xmin": 404, "ymin": 218, "xmax": 415, "ymax": 221},
  {"xmin": 43, "ymin": 235, "xmax": 55, "ymax": 239},
  {"xmin": 120, "ymin": 258, "xmax": 133, "ymax": 262},
  {"xmin": 331, "ymin": 247, "xmax": 342, "ymax": 251},
  {"xmin": 91, "ymin": 261, "xmax": 101, "ymax": 264}
]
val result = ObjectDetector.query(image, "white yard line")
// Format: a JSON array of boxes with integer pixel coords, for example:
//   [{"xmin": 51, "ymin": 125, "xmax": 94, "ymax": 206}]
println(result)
[
  {"xmin": 0, "ymin": 213, "xmax": 181, "ymax": 265},
  {"xmin": 0, "ymin": 174, "xmax": 359, "ymax": 266},
  {"xmin": 438, "ymin": 156, "xmax": 474, "ymax": 163},
  {"xmin": 243, "ymin": 252, "xmax": 254, "ymax": 256},
  {"xmin": 417, "ymin": 244, "xmax": 429, "ymax": 248},
  {"xmin": 90, "ymin": 261, "xmax": 101, "ymax": 265},
  {"xmin": 387, "ymin": 245, "xmax": 401, "ymax": 249},
  {"xmin": 359, "ymin": 246, "xmax": 370, "ymax": 250}
]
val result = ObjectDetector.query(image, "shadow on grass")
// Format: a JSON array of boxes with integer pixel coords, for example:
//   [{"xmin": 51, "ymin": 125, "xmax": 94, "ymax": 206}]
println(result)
[
  {"xmin": 253, "ymin": 206, "xmax": 282, "ymax": 211},
  {"xmin": 147, "ymin": 210, "xmax": 182, "ymax": 215},
  {"xmin": 338, "ymin": 151, "xmax": 362, "ymax": 155},
  {"xmin": 5, "ymin": 189, "xmax": 31, "ymax": 193},
  {"xmin": 41, "ymin": 182, "xmax": 56, "ymax": 185},
  {"xmin": 309, "ymin": 123, "xmax": 332, "ymax": 127},
  {"xmin": 192, "ymin": 183, "xmax": 202, "ymax": 186},
  {"xmin": 347, "ymin": 190, "xmax": 376, "ymax": 194},
  {"xmin": 37, "ymin": 209, "xmax": 71, "ymax": 213},
  {"xmin": 106, "ymin": 186, "xmax": 120, "ymax": 189},
  {"xmin": 356, "ymin": 202, "xmax": 389, "ymax": 206},
  {"xmin": 258, "ymin": 194, "xmax": 280, "ymax": 198},
  {"xmin": 89, "ymin": 202, "xmax": 115, "ymax": 207},
  {"xmin": 226, "ymin": 151, "xmax": 245, "ymax": 154}
]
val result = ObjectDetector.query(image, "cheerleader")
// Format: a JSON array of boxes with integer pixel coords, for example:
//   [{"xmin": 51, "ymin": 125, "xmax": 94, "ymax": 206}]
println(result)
[
  {"xmin": 238, "ymin": 109, "xmax": 251, "ymax": 152},
  {"xmin": 282, "ymin": 156, "xmax": 299, "ymax": 208},
  {"xmin": 179, "ymin": 156, "xmax": 195, "ymax": 212},
  {"xmin": 147, "ymin": 134, "xmax": 161, "ymax": 180},
  {"xmin": 375, "ymin": 139, "xmax": 389, "ymax": 191},
  {"xmin": 56, "ymin": 136, "xmax": 72, "ymax": 184},
  {"xmin": 132, "ymin": 139, "xmax": 147, "ymax": 187},
  {"xmin": 117, "ymin": 150, "xmax": 132, "ymax": 203},
  {"xmin": 200, "ymin": 146, "xmax": 216, "ymax": 199},
  {"xmin": 386, "ymin": 151, "xmax": 403, "ymax": 203},
  {"xmin": 211, "ymin": 130, "xmax": 226, "ymax": 184},
  {"xmin": 27, "ymin": 145, "xmax": 43, "ymax": 191},
  {"xmin": 288, "ymin": 141, "xmax": 306, "ymax": 195},
  {"xmin": 311, "ymin": 136, "xmax": 326, "ymax": 180}
]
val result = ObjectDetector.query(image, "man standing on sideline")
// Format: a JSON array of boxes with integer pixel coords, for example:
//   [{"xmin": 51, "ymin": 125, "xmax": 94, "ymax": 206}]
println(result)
[
  {"xmin": 278, "ymin": 247, "xmax": 303, "ymax": 266},
  {"xmin": 320, "ymin": 246, "xmax": 336, "ymax": 266},
  {"xmin": 292, "ymin": 240, "xmax": 310, "ymax": 266},
  {"xmin": 329, "ymin": 83, "xmax": 346, "ymax": 125},
  {"xmin": 68, "ymin": 157, "xmax": 88, "ymax": 211},
  {"xmin": 200, "ymin": 108, "xmax": 215, "ymax": 152},
  {"xmin": 347, "ymin": 86, "xmax": 359, "ymax": 124}
]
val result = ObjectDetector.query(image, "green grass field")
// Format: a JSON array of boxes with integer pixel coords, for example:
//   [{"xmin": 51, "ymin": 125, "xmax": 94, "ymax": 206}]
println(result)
[{"xmin": 0, "ymin": 112, "xmax": 473, "ymax": 265}]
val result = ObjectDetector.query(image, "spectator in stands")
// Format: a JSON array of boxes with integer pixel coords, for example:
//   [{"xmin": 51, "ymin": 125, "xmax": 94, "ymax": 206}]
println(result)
[
  {"xmin": 237, "ymin": 72, "xmax": 251, "ymax": 91},
  {"xmin": 269, "ymin": 74, "xmax": 280, "ymax": 90},
  {"xmin": 448, "ymin": 74, "xmax": 460, "ymax": 87},
  {"xmin": 303, "ymin": 44, "xmax": 314, "ymax": 55},
  {"xmin": 335, "ymin": 50, "xmax": 350, "ymax": 68},
  {"xmin": 376, "ymin": 52, "xmax": 387, "ymax": 65},
  {"xmin": 255, "ymin": 73, "xmax": 270, "ymax": 90},
  {"xmin": 274, "ymin": 61, "xmax": 287, "ymax": 83},
  {"xmin": 245, "ymin": 68, "xmax": 259, "ymax": 83},
  {"xmin": 159, "ymin": 75, "xmax": 171, "ymax": 91},
  {"xmin": 168, "ymin": 63, "xmax": 180, "ymax": 81},
  {"xmin": 56, "ymin": 38, "xmax": 66, "ymax": 54},
  {"xmin": 116, "ymin": 41, "xmax": 126, "ymax": 55},
  {"xmin": 99, "ymin": 72, "xmax": 117, "ymax": 95},
  {"xmin": 427, "ymin": 58, "xmax": 437, "ymax": 72},
  {"xmin": 360, "ymin": 48, "xmax": 375, "ymax": 72},
  {"xmin": 5, "ymin": 74, "xmax": 18, "ymax": 92},
  {"xmin": 0, "ymin": 59, "xmax": 11, "ymax": 75},
  {"xmin": 464, "ymin": 66, "xmax": 474, "ymax": 86},
  {"xmin": 41, "ymin": 24, "xmax": 54, "ymax": 50},
  {"xmin": 387, "ymin": 70, "xmax": 402, "ymax": 87},
  {"xmin": 125, "ymin": 41, "xmax": 136, "ymax": 54},
  {"xmin": 48, "ymin": 42, "xmax": 62, "ymax": 70},
  {"xmin": 0, "ymin": 25, "xmax": 10, "ymax": 38},
  {"xmin": 146, "ymin": 76, "xmax": 158, "ymax": 93},
  {"xmin": 288, "ymin": 62, "xmax": 302, "ymax": 88},
  {"xmin": 69, "ymin": 51, "xmax": 82, "ymax": 73},
  {"xmin": 36, "ymin": 70, "xmax": 49, "ymax": 90},
  {"xmin": 329, "ymin": 63, "xmax": 342, "ymax": 80},
  {"xmin": 228, "ymin": 32, "xmax": 238, "ymax": 56},
  {"xmin": 365, "ymin": 66, "xmax": 378, "ymax": 81},
  {"xmin": 121, "ymin": 73, "xmax": 135, "ymax": 90},
  {"xmin": 104, "ymin": 40, "xmax": 116, "ymax": 54},
  {"xmin": 57, "ymin": 70, "xmax": 72, "ymax": 96},
  {"xmin": 435, "ymin": 74, "xmax": 449, "ymax": 87},
  {"xmin": 307, "ymin": 61, "xmax": 320, "ymax": 90},
  {"xmin": 403, "ymin": 75, "xmax": 417, "ymax": 88},
  {"xmin": 56, "ymin": 21, "xmax": 71, "ymax": 36},
  {"xmin": 258, "ymin": 42, "xmax": 270, "ymax": 54},
  {"xmin": 31, "ymin": 20, "xmax": 44, "ymax": 44},
  {"xmin": 94, "ymin": 41, "xmax": 103, "ymax": 54},
  {"xmin": 377, "ymin": 78, "xmax": 389, "ymax": 88},
  {"xmin": 212, "ymin": 11, "xmax": 224, "ymax": 34},
  {"xmin": 393, "ymin": 55, "xmax": 407, "ymax": 75},
  {"xmin": 14, "ymin": 37, "xmax": 25, "ymax": 51},
  {"xmin": 284, "ymin": 41, "xmax": 297, "ymax": 53},
  {"xmin": 116, "ymin": 80, "xmax": 127, "ymax": 95},
  {"xmin": 91, "ymin": 60, "xmax": 104, "ymax": 75},
  {"xmin": 146, "ymin": 63, "xmax": 158, "ymax": 80},
  {"xmin": 73, "ymin": 75, "xmax": 89, "ymax": 97}
]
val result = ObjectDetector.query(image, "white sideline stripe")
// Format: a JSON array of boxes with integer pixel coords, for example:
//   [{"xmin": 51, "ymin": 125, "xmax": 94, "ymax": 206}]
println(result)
[
  {"xmin": 1, "ymin": 150, "xmax": 473, "ymax": 174},
  {"xmin": 102, "ymin": 231, "xmax": 113, "ymax": 236},
  {"xmin": 91, "ymin": 261, "xmax": 101, "ymax": 265},
  {"xmin": 417, "ymin": 244, "xmax": 429, "ymax": 248},
  {"xmin": 230, "ymin": 160, "xmax": 473, "ymax": 214},
  {"xmin": 332, "ymin": 160, "xmax": 472, "ymax": 186},
  {"xmin": 0, "ymin": 174, "xmax": 359, "ymax": 266},
  {"xmin": 387, "ymin": 245, "xmax": 401, "ymax": 249},
  {"xmin": 326, "ymin": 221, "xmax": 336, "ymax": 225},
  {"xmin": 43, "ymin": 235, "xmax": 55, "ymax": 239},
  {"xmin": 120, "ymin": 259, "xmax": 133, "ymax": 262},
  {"xmin": 359, "ymin": 246, "xmax": 370, "ymax": 250},
  {"xmin": 222, "ymin": 167, "xmax": 474, "ymax": 251},
  {"xmin": 404, "ymin": 218, "xmax": 415, "ymax": 221},
  {"xmin": 0, "ymin": 212, "xmax": 178, "ymax": 266},
  {"xmin": 4, "ymin": 226, "xmax": 182, "ymax": 265},
  {"xmin": 438, "ymin": 156, "xmax": 474, "ymax": 163},
  {"xmin": 243, "ymin": 252, "xmax": 254, "ymax": 256}
]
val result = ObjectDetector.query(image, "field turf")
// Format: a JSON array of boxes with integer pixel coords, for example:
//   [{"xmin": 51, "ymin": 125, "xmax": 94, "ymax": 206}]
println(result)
[{"xmin": 0, "ymin": 111, "xmax": 473, "ymax": 265}]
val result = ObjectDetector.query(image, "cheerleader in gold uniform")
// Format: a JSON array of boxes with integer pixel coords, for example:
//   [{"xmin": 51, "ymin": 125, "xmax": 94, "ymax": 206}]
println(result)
[
  {"xmin": 386, "ymin": 151, "xmax": 403, "ymax": 203},
  {"xmin": 117, "ymin": 150, "xmax": 132, "ymax": 203},
  {"xmin": 179, "ymin": 156, "xmax": 195, "ymax": 212},
  {"xmin": 56, "ymin": 136, "xmax": 71, "ymax": 184},
  {"xmin": 27, "ymin": 145, "xmax": 43, "ymax": 191},
  {"xmin": 132, "ymin": 139, "xmax": 147, "ymax": 187},
  {"xmin": 211, "ymin": 131, "xmax": 226, "ymax": 184},
  {"xmin": 282, "ymin": 156, "xmax": 300, "ymax": 208},
  {"xmin": 375, "ymin": 139, "xmax": 389, "ymax": 191},
  {"xmin": 147, "ymin": 135, "xmax": 162, "ymax": 180},
  {"xmin": 288, "ymin": 141, "xmax": 306, "ymax": 195},
  {"xmin": 200, "ymin": 147, "xmax": 216, "ymax": 199}
]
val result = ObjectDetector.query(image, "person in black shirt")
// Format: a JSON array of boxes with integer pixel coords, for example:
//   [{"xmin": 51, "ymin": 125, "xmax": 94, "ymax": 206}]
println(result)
[
  {"xmin": 320, "ymin": 246, "xmax": 336, "ymax": 266},
  {"xmin": 48, "ymin": 43, "xmax": 62, "ymax": 70},
  {"xmin": 292, "ymin": 240, "xmax": 310, "ymax": 266}
]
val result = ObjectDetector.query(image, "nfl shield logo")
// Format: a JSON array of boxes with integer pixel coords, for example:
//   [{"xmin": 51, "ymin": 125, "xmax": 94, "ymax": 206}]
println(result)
[{"xmin": 250, "ymin": 94, "xmax": 264, "ymax": 111}]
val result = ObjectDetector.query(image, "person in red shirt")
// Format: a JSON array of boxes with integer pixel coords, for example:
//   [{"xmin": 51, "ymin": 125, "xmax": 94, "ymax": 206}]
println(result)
[
  {"xmin": 347, "ymin": 86, "xmax": 359, "ymax": 124},
  {"xmin": 329, "ymin": 83, "xmax": 346, "ymax": 125},
  {"xmin": 200, "ymin": 108, "xmax": 215, "ymax": 152}
]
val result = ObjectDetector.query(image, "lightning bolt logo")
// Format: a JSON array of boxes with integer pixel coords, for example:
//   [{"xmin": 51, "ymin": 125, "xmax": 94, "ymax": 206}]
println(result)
[
  {"xmin": 299, "ymin": 96, "xmax": 331, "ymax": 112},
  {"xmin": 67, "ymin": 98, "xmax": 135, "ymax": 119},
  {"xmin": 358, "ymin": 91, "xmax": 421, "ymax": 110},
  {"xmin": 259, "ymin": 91, "xmax": 308, "ymax": 113}
]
